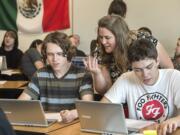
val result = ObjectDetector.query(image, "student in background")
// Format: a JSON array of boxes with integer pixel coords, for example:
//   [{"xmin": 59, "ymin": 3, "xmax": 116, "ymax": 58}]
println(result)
[
  {"xmin": 108, "ymin": 0, "xmax": 127, "ymax": 18},
  {"xmin": 18, "ymin": 32, "xmax": 93, "ymax": 123},
  {"xmin": 20, "ymin": 39, "xmax": 44, "ymax": 80},
  {"xmin": 101, "ymin": 38, "xmax": 180, "ymax": 135},
  {"xmin": 138, "ymin": 26, "xmax": 152, "ymax": 36},
  {"xmin": 174, "ymin": 37, "xmax": 180, "ymax": 56},
  {"xmin": 0, "ymin": 30, "xmax": 23, "ymax": 69},
  {"xmin": 109, "ymin": 0, "xmax": 173, "ymax": 69},
  {"xmin": 136, "ymin": 27, "xmax": 174, "ymax": 69},
  {"xmin": 69, "ymin": 34, "xmax": 86, "ymax": 57},
  {"xmin": 90, "ymin": 39, "xmax": 102, "ymax": 62},
  {"xmin": 173, "ymin": 37, "xmax": 180, "ymax": 70},
  {"xmin": 109, "ymin": 0, "xmax": 173, "ymax": 70}
]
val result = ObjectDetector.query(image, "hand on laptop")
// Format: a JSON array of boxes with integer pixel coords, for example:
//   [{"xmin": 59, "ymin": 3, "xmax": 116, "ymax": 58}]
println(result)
[{"xmin": 60, "ymin": 109, "xmax": 78, "ymax": 123}]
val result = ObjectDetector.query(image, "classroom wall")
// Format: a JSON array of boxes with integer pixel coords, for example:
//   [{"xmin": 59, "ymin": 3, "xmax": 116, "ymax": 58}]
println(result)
[
  {"xmin": 125, "ymin": 0, "xmax": 180, "ymax": 57},
  {"xmin": 72, "ymin": 0, "xmax": 111, "ymax": 55},
  {"xmin": 0, "ymin": 0, "xmax": 179, "ymax": 57}
]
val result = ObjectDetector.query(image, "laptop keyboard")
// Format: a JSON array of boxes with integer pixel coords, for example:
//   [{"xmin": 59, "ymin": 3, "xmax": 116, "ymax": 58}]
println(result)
[
  {"xmin": 101, "ymin": 133, "xmax": 124, "ymax": 135},
  {"xmin": 47, "ymin": 119, "xmax": 57, "ymax": 126},
  {"xmin": 101, "ymin": 130, "xmax": 138, "ymax": 135}
]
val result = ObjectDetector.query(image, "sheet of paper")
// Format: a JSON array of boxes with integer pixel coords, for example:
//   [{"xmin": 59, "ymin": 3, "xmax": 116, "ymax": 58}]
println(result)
[
  {"xmin": 0, "ymin": 57, "xmax": 3, "ymax": 69},
  {"xmin": 1, "ymin": 70, "xmax": 13, "ymax": 75},
  {"xmin": 45, "ymin": 112, "xmax": 62, "ymax": 122},
  {"xmin": 1, "ymin": 69, "xmax": 21, "ymax": 75},
  {"xmin": 0, "ymin": 81, "xmax": 6, "ymax": 84},
  {"xmin": 126, "ymin": 119, "xmax": 155, "ymax": 131}
]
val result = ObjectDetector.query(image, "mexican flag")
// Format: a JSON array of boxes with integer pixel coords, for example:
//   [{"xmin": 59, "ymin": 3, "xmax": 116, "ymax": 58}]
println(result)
[{"xmin": 0, "ymin": 0, "xmax": 70, "ymax": 34}]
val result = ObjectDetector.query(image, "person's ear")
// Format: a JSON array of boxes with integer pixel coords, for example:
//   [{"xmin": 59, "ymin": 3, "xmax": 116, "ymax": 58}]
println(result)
[{"xmin": 156, "ymin": 57, "xmax": 160, "ymax": 67}]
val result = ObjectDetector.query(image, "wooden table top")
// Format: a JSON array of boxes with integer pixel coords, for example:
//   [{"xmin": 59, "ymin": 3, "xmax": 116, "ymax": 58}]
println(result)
[
  {"xmin": 13, "ymin": 120, "xmax": 180, "ymax": 135},
  {"xmin": 0, "ymin": 81, "xmax": 28, "ymax": 89},
  {"xmin": 13, "ymin": 120, "xmax": 79, "ymax": 134},
  {"xmin": 49, "ymin": 122, "xmax": 98, "ymax": 135},
  {"xmin": 49, "ymin": 122, "xmax": 180, "ymax": 135}
]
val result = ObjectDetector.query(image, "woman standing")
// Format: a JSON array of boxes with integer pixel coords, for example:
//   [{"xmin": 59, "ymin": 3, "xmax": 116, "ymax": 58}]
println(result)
[
  {"xmin": 85, "ymin": 15, "xmax": 173, "ymax": 95},
  {"xmin": 85, "ymin": 15, "xmax": 130, "ymax": 95}
]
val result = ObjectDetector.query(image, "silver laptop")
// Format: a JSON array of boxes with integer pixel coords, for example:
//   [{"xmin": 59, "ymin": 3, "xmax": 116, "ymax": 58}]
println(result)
[
  {"xmin": 76, "ymin": 100, "xmax": 131, "ymax": 135},
  {"xmin": 0, "ymin": 56, "xmax": 7, "ymax": 70},
  {"xmin": 0, "ymin": 99, "xmax": 56, "ymax": 127}
]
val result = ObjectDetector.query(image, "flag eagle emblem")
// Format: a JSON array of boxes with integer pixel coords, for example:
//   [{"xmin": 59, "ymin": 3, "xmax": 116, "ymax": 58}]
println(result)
[{"xmin": 19, "ymin": 0, "xmax": 41, "ymax": 19}]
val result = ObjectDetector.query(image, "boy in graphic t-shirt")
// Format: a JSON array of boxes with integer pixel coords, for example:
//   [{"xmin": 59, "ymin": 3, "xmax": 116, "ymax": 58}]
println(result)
[{"xmin": 102, "ymin": 38, "xmax": 180, "ymax": 135}]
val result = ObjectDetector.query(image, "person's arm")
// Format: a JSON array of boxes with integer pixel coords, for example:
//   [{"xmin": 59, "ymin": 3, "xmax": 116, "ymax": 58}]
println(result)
[
  {"xmin": 18, "ymin": 92, "xmax": 31, "ymax": 100},
  {"xmin": 156, "ymin": 42, "xmax": 174, "ymax": 69},
  {"xmin": 84, "ymin": 56, "xmax": 112, "ymax": 95},
  {"xmin": 28, "ymin": 48, "xmax": 44, "ymax": 70},
  {"xmin": 81, "ymin": 93, "xmax": 94, "ymax": 101},
  {"xmin": 101, "ymin": 96, "xmax": 112, "ymax": 103},
  {"xmin": 60, "ymin": 94, "xmax": 93, "ymax": 123},
  {"xmin": 34, "ymin": 60, "xmax": 44, "ymax": 70},
  {"xmin": 18, "ymin": 73, "xmax": 40, "ymax": 100},
  {"xmin": 158, "ymin": 115, "xmax": 180, "ymax": 135},
  {"xmin": 92, "ymin": 66, "xmax": 112, "ymax": 95}
]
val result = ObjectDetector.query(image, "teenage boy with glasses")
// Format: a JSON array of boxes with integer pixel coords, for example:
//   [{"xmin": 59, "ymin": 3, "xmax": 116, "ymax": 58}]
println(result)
[{"xmin": 101, "ymin": 38, "xmax": 180, "ymax": 135}]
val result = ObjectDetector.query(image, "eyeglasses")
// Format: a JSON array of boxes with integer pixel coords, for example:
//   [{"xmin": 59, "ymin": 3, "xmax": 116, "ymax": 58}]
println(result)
[{"xmin": 132, "ymin": 62, "xmax": 154, "ymax": 73}]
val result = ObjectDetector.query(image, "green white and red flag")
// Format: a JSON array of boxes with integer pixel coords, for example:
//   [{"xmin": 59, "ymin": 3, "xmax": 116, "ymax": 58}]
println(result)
[{"xmin": 0, "ymin": 0, "xmax": 70, "ymax": 33}]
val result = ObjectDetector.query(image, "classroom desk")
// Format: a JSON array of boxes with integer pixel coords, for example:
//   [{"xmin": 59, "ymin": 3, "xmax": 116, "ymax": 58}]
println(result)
[
  {"xmin": 49, "ymin": 122, "xmax": 180, "ymax": 135},
  {"xmin": 0, "ymin": 81, "xmax": 28, "ymax": 98},
  {"xmin": 13, "ymin": 120, "xmax": 180, "ymax": 135},
  {"xmin": 0, "ymin": 69, "xmax": 28, "ymax": 81},
  {"xmin": 0, "ymin": 81, "xmax": 28, "ymax": 89},
  {"xmin": 49, "ymin": 122, "xmax": 97, "ymax": 135},
  {"xmin": 13, "ymin": 120, "xmax": 79, "ymax": 135}
]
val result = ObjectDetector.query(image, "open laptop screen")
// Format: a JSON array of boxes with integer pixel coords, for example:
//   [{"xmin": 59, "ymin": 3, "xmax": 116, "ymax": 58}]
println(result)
[
  {"xmin": 0, "ymin": 56, "xmax": 7, "ymax": 70},
  {"xmin": 76, "ymin": 100, "xmax": 128, "ymax": 135},
  {"xmin": 76, "ymin": 100, "xmax": 155, "ymax": 135},
  {"xmin": 0, "ymin": 99, "xmax": 55, "ymax": 127}
]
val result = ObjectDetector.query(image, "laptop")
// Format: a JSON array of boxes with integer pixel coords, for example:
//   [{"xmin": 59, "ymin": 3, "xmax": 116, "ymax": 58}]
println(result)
[
  {"xmin": 71, "ymin": 56, "xmax": 87, "ymax": 68},
  {"xmin": 0, "ymin": 56, "xmax": 7, "ymax": 70},
  {"xmin": 76, "ymin": 100, "xmax": 132, "ymax": 135},
  {"xmin": 0, "ymin": 99, "xmax": 56, "ymax": 127}
]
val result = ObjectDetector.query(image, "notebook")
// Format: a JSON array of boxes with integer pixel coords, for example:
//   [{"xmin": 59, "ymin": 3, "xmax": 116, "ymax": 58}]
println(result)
[
  {"xmin": 0, "ymin": 56, "xmax": 7, "ymax": 70},
  {"xmin": 76, "ymin": 100, "xmax": 130, "ymax": 135},
  {"xmin": 0, "ymin": 99, "xmax": 56, "ymax": 127}
]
